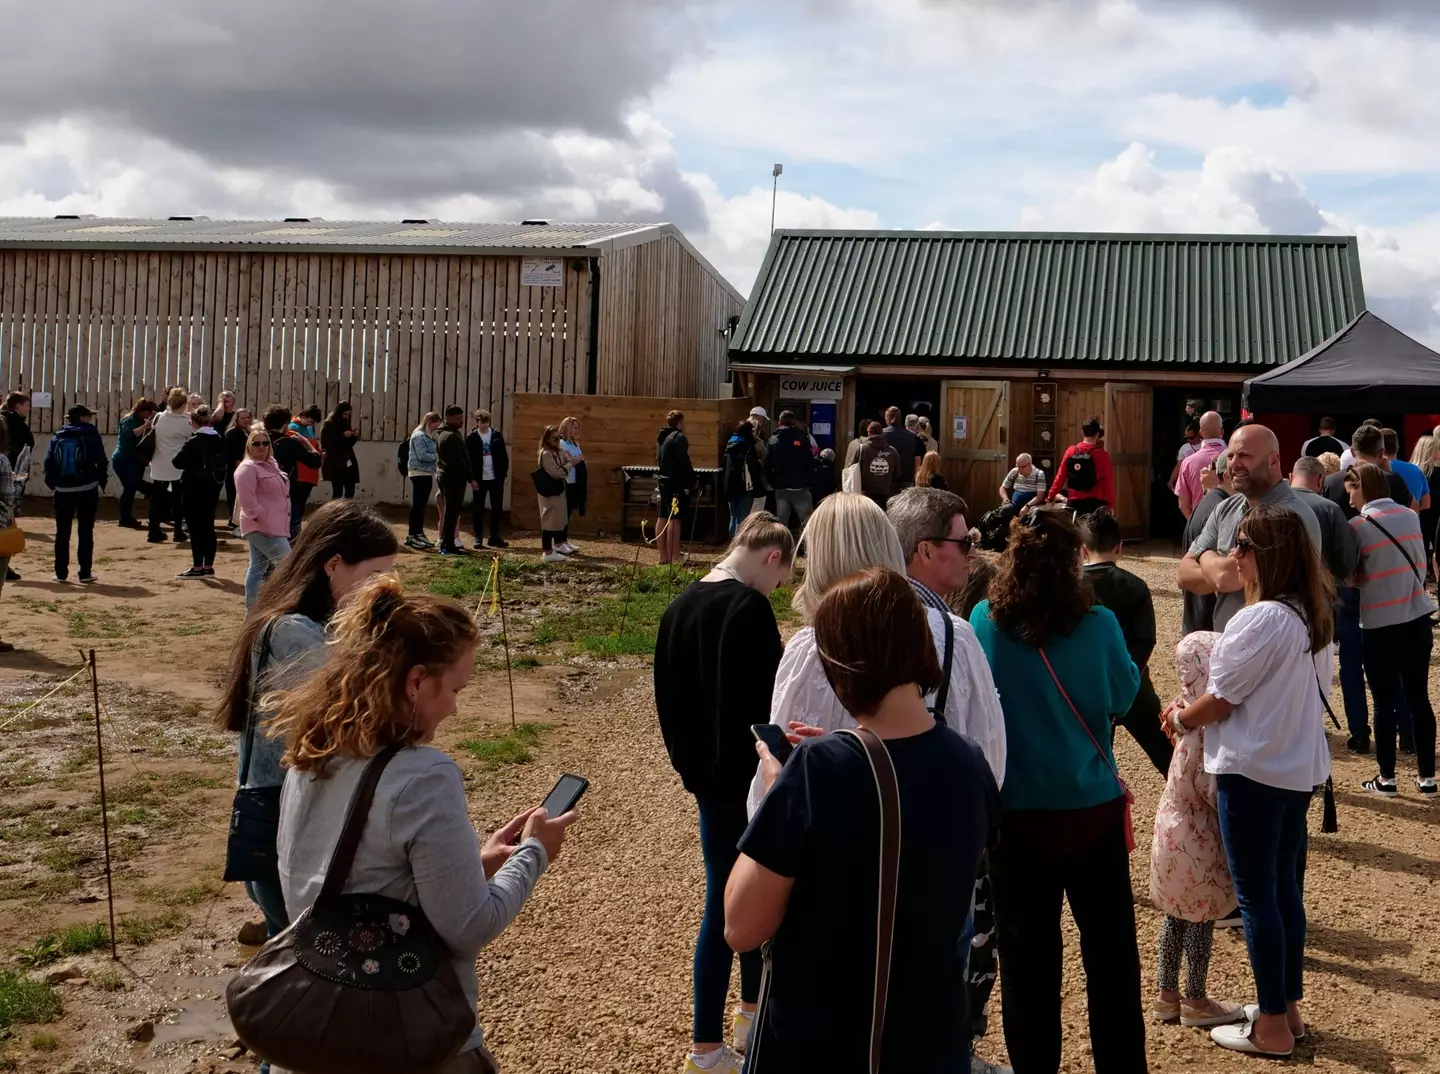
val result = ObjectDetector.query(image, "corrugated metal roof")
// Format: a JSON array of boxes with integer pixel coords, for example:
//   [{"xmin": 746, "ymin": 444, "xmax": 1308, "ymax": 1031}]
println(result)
[
  {"xmin": 0, "ymin": 217, "xmax": 666, "ymax": 254},
  {"xmin": 731, "ymin": 230, "xmax": 1366, "ymax": 369}
]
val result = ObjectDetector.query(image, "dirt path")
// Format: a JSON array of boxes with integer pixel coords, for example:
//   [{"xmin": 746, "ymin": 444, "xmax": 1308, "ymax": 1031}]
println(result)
[{"xmin": 2, "ymin": 507, "xmax": 1438, "ymax": 1072}]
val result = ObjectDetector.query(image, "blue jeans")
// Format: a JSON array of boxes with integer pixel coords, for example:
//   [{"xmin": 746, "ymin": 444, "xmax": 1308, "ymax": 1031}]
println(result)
[
  {"xmin": 694, "ymin": 795, "xmax": 761, "ymax": 1042},
  {"xmin": 113, "ymin": 459, "xmax": 147, "ymax": 523},
  {"xmin": 243, "ymin": 878, "xmax": 289, "ymax": 937},
  {"xmin": 1335, "ymin": 587, "xmax": 1368, "ymax": 740},
  {"xmin": 1216, "ymin": 774, "xmax": 1311, "ymax": 1016},
  {"xmin": 728, "ymin": 496, "xmax": 752, "ymax": 537},
  {"xmin": 245, "ymin": 532, "xmax": 291, "ymax": 609}
]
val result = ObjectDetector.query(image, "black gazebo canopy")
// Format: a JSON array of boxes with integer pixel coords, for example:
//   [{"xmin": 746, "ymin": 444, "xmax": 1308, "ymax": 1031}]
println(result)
[{"xmin": 1244, "ymin": 310, "xmax": 1440, "ymax": 414}]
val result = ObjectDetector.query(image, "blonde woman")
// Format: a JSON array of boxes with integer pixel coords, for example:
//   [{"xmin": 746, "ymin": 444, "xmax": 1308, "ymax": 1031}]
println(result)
[
  {"xmin": 746, "ymin": 492, "xmax": 1005, "ymax": 815},
  {"xmin": 1316, "ymin": 452, "xmax": 1341, "ymax": 476},
  {"xmin": 536, "ymin": 425, "xmax": 574, "ymax": 563},
  {"xmin": 1410, "ymin": 434, "xmax": 1440, "ymax": 574},
  {"xmin": 149, "ymin": 387, "xmax": 195, "ymax": 543},
  {"xmin": 558, "ymin": 416, "xmax": 587, "ymax": 535}
]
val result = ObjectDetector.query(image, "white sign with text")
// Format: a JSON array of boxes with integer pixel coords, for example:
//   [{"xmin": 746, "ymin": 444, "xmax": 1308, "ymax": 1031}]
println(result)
[{"xmin": 776, "ymin": 376, "xmax": 843, "ymax": 400}]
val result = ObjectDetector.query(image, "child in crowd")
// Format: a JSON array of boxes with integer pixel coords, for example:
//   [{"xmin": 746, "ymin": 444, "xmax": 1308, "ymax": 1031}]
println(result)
[{"xmin": 1151, "ymin": 631, "xmax": 1245, "ymax": 1029}]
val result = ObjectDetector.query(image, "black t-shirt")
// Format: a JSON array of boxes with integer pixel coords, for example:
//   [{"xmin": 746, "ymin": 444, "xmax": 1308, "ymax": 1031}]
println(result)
[
  {"xmin": 653, "ymin": 580, "xmax": 782, "ymax": 799},
  {"xmin": 1303, "ymin": 434, "xmax": 1346, "ymax": 458},
  {"xmin": 1084, "ymin": 562, "xmax": 1159, "ymax": 722},
  {"xmin": 739, "ymin": 725, "xmax": 1000, "ymax": 1073},
  {"xmin": 883, "ymin": 424, "xmax": 921, "ymax": 486},
  {"xmin": 1323, "ymin": 468, "xmax": 1413, "ymax": 519}
]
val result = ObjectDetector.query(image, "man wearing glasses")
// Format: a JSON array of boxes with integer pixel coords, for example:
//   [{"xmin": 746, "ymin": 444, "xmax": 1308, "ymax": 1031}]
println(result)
[{"xmin": 887, "ymin": 487, "xmax": 1010, "ymax": 1074}]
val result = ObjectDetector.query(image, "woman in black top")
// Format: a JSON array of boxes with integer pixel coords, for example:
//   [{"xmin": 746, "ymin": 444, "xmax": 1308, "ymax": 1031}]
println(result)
[
  {"xmin": 721, "ymin": 421, "xmax": 764, "ymax": 536},
  {"xmin": 727, "ymin": 567, "xmax": 1000, "ymax": 1074},
  {"xmin": 1081, "ymin": 509, "xmax": 1171, "ymax": 777},
  {"xmin": 656, "ymin": 409, "xmax": 696, "ymax": 565},
  {"xmin": 223, "ymin": 408, "xmax": 253, "ymax": 530},
  {"xmin": 173, "ymin": 406, "xmax": 228, "ymax": 579},
  {"xmin": 319, "ymin": 401, "xmax": 358, "ymax": 499},
  {"xmin": 655, "ymin": 513, "xmax": 794, "ymax": 1071}
]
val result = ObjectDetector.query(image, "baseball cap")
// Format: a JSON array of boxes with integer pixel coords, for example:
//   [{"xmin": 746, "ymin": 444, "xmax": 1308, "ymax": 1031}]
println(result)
[
  {"xmin": 750, "ymin": 407, "xmax": 768, "ymax": 420},
  {"xmin": 66, "ymin": 404, "xmax": 95, "ymax": 423}
]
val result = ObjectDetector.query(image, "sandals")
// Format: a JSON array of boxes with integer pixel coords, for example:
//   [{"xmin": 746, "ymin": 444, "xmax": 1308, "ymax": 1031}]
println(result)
[
  {"xmin": 1211, "ymin": 1020, "xmax": 1293, "ymax": 1058},
  {"xmin": 1243, "ymin": 1004, "xmax": 1306, "ymax": 1041}
]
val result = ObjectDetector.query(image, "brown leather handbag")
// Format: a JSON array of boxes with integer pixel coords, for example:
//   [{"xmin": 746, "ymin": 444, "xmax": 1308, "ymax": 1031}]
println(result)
[{"xmin": 225, "ymin": 747, "xmax": 476, "ymax": 1074}]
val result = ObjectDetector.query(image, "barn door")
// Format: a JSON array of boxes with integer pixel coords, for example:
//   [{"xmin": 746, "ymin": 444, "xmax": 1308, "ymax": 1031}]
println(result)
[
  {"xmin": 1105, "ymin": 382, "xmax": 1153, "ymax": 537},
  {"xmin": 941, "ymin": 380, "xmax": 1007, "ymax": 513}
]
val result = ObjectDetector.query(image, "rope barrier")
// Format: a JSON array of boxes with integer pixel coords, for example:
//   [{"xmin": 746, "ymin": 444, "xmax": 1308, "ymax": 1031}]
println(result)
[{"xmin": 0, "ymin": 665, "xmax": 90, "ymax": 734}]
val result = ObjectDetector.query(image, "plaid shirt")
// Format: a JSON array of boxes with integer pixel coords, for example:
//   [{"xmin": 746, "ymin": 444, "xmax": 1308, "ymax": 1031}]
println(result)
[
  {"xmin": 907, "ymin": 575, "xmax": 951, "ymax": 614},
  {"xmin": 0, "ymin": 455, "xmax": 14, "ymax": 530}
]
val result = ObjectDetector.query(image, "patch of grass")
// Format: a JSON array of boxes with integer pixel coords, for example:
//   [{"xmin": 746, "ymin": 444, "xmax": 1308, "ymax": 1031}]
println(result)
[
  {"xmin": 90, "ymin": 968, "xmax": 125, "ymax": 992},
  {"xmin": 9, "ymin": 596, "xmax": 60, "ymax": 614},
  {"xmin": 532, "ymin": 565, "xmax": 702, "ymax": 656},
  {"xmin": 0, "ymin": 972, "xmax": 62, "ymax": 1033},
  {"xmin": 60, "ymin": 745, "xmax": 99, "ymax": 774},
  {"xmin": 135, "ymin": 880, "xmax": 221, "ymax": 908},
  {"xmin": 105, "ymin": 770, "xmax": 222, "ymax": 806},
  {"xmin": 37, "ymin": 845, "xmax": 90, "ymax": 872},
  {"xmin": 0, "ymin": 873, "xmax": 79, "ymax": 901},
  {"xmin": 511, "ymin": 655, "xmax": 542, "ymax": 670},
  {"xmin": 29, "ymin": 1032, "xmax": 59, "ymax": 1052},
  {"xmin": 770, "ymin": 584, "xmax": 797, "ymax": 623},
  {"xmin": 116, "ymin": 909, "xmax": 185, "ymax": 947},
  {"xmin": 16, "ymin": 922, "xmax": 108, "ymax": 967},
  {"xmin": 458, "ymin": 723, "xmax": 551, "ymax": 770},
  {"xmin": 66, "ymin": 609, "xmax": 128, "ymax": 639}
]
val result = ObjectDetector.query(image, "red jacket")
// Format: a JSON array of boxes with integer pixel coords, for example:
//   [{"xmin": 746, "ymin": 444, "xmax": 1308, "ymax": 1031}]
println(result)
[{"xmin": 1048, "ymin": 440, "xmax": 1114, "ymax": 507}]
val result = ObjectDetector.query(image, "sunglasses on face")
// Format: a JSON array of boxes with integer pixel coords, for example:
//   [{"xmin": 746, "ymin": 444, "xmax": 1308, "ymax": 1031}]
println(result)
[
  {"xmin": 1233, "ymin": 536, "xmax": 1252, "ymax": 556},
  {"xmin": 926, "ymin": 535, "xmax": 974, "ymax": 554}
]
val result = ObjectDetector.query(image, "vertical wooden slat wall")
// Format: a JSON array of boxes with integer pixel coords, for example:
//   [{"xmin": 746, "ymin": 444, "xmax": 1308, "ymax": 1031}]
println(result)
[{"xmin": 0, "ymin": 249, "xmax": 649, "ymax": 443}]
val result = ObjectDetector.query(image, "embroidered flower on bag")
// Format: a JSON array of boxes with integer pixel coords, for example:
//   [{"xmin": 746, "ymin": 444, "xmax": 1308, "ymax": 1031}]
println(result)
[
  {"xmin": 313, "ymin": 931, "xmax": 342, "ymax": 956},
  {"xmin": 349, "ymin": 924, "xmax": 385, "ymax": 952},
  {"xmin": 362, "ymin": 959, "xmax": 380, "ymax": 975},
  {"xmin": 397, "ymin": 951, "xmax": 422, "ymax": 975},
  {"xmin": 389, "ymin": 913, "xmax": 411, "ymax": 936}
]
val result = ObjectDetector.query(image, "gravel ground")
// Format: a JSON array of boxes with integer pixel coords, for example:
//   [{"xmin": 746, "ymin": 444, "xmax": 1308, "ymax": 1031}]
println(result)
[{"xmin": 467, "ymin": 549, "xmax": 1440, "ymax": 1074}]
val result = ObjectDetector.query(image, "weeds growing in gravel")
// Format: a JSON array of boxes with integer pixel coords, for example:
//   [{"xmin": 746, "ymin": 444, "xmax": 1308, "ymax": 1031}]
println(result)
[
  {"xmin": 15, "ymin": 923, "xmax": 108, "ymax": 967},
  {"xmin": 116, "ymin": 909, "xmax": 185, "ymax": 947},
  {"xmin": 28, "ymin": 1032, "xmax": 59, "ymax": 1052},
  {"xmin": 0, "ymin": 973, "xmax": 62, "ymax": 1033},
  {"xmin": 459, "ymin": 723, "xmax": 552, "ymax": 769}
]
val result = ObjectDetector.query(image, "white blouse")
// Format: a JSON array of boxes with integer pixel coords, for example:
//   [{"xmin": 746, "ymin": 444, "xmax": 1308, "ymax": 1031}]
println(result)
[
  {"xmin": 1204, "ymin": 600, "xmax": 1334, "ymax": 793},
  {"xmin": 747, "ymin": 610, "xmax": 1008, "ymax": 816}
]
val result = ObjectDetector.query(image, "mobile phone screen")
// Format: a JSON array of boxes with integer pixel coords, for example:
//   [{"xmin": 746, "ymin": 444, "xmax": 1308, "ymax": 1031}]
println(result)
[
  {"xmin": 751, "ymin": 723, "xmax": 794, "ymax": 766},
  {"xmin": 540, "ymin": 773, "xmax": 588, "ymax": 818}
]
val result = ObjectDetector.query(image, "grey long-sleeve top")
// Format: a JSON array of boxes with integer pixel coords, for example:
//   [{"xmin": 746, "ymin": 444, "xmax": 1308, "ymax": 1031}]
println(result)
[{"xmin": 278, "ymin": 746, "xmax": 548, "ymax": 1057}]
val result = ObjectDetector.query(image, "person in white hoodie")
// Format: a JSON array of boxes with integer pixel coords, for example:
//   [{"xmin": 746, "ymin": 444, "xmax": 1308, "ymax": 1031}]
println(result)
[{"xmin": 148, "ymin": 388, "xmax": 197, "ymax": 544}]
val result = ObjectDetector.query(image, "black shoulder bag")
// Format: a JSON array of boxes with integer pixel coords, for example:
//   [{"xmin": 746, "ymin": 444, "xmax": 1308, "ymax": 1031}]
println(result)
[
  {"xmin": 227, "ymin": 747, "xmax": 475, "ymax": 1074},
  {"xmin": 223, "ymin": 620, "xmax": 282, "ymax": 885},
  {"xmin": 928, "ymin": 610, "xmax": 955, "ymax": 725}
]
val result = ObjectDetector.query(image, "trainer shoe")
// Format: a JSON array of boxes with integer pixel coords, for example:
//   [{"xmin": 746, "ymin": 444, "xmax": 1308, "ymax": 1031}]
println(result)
[
  {"xmin": 77, "ymin": 573, "xmax": 97, "ymax": 585},
  {"xmin": 147, "ymin": 532, "xmax": 168, "ymax": 544},
  {"xmin": 4, "ymin": 568, "xmax": 19, "ymax": 581},
  {"xmin": 1346, "ymin": 735, "xmax": 1370, "ymax": 754},
  {"xmin": 682, "ymin": 1047, "xmax": 743, "ymax": 1074},
  {"xmin": 555, "ymin": 541, "xmax": 581, "ymax": 555},
  {"xmin": 176, "ymin": 567, "xmax": 207, "ymax": 580},
  {"xmin": 1417, "ymin": 776, "xmax": 1437, "ymax": 797},
  {"xmin": 404, "ymin": 535, "xmax": 428, "ymax": 550},
  {"xmin": 488, "ymin": 537, "xmax": 510, "ymax": 548},
  {"xmin": 1180, "ymin": 998, "xmax": 1246, "ymax": 1027},
  {"xmin": 732, "ymin": 1008, "xmax": 754, "ymax": 1053},
  {"xmin": 1362, "ymin": 775, "xmax": 1399, "ymax": 797},
  {"xmin": 542, "ymin": 551, "xmax": 569, "ymax": 564},
  {"xmin": 1215, "ymin": 907, "xmax": 1243, "ymax": 929},
  {"xmin": 971, "ymin": 1056, "xmax": 1013, "ymax": 1074}
]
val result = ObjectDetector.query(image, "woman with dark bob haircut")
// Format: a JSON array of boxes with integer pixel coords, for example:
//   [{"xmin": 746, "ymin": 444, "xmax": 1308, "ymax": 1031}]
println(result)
[
  {"xmin": 726, "ymin": 567, "xmax": 1001, "ymax": 1073},
  {"xmin": 968, "ymin": 506, "xmax": 1146, "ymax": 1074}
]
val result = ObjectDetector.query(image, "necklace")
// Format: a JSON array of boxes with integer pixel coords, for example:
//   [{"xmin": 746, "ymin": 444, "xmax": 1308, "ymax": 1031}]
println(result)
[{"xmin": 711, "ymin": 562, "xmax": 747, "ymax": 585}]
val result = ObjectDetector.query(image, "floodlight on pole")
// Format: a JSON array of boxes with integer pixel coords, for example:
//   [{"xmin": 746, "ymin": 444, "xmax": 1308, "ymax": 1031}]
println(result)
[{"xmin": 771, "ymin": 163, "xmax": 783, "ymax": 235}]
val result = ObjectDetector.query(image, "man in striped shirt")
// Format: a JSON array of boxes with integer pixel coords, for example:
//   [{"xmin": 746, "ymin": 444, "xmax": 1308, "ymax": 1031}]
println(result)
[{"xmin": 999, "ymin": 454, "xmax": 1047, "ymax": 508}]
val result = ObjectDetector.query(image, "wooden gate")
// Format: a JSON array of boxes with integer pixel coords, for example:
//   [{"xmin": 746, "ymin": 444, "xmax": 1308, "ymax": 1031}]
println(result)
[
  {"xmin": 941, "ymin": 380, "xmax": 1007, "ymax": 513},
  {"xmin": 1105, "ymin": 383, "xmax": 1153, "ymax": 536}
]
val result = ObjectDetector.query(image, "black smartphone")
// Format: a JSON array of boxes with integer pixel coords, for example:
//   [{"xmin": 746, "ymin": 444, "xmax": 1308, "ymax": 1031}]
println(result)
[
  {"xmin": 751, "ymin": 723, "xmax": 794, "ymax": 766},
  {"xmin": 539, "ymin": 773, "xmax": 589, "ymax": 818}
]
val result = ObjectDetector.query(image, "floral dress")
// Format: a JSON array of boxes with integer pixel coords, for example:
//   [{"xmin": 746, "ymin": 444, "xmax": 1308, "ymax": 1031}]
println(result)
[{"xmin": 1150, "ymin": 631, "xmax": 1236, "ymax": 922}]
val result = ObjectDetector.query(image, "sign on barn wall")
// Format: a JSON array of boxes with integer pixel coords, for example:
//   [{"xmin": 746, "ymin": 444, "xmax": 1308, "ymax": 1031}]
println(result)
[
  {"xmin": 777, "ymin": 376, "xmax": 843, "ymax": 400},
  {"xmin": 522, "ymin": 257, "xmax": 563, "ymax": 287}
]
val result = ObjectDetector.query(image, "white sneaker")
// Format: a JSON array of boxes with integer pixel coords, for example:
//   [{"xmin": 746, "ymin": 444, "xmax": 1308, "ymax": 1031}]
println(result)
[
  {"xmin": 971, "ymin": 1056, "xmax": 1013, "ymax": 1074},
  {"xmin": 682, "ymin": 1046, "xmax": 744, "ymax": 1074},
  {"xmin": 556, "ymin": 541, "xmax": 581, "ymax": 555},
  {"xmin": 542, "ymin": 551, "xmax": 569, "ymax": 564},
  {"xmin": 732, "ymin": 1008, "xmax": 754, "ymax": 1053}
]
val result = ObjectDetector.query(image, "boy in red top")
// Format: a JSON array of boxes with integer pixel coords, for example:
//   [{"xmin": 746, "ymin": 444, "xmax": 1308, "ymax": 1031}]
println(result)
[{"xmin": 1048, "ymin": 417, "xmax": 1114, "ymax": 518}]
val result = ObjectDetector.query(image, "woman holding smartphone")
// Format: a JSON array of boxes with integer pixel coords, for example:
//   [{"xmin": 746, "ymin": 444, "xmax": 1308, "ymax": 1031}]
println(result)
[{"xmin": 269, "ymin": 575, "xmax": 576, "ymax": 1074}]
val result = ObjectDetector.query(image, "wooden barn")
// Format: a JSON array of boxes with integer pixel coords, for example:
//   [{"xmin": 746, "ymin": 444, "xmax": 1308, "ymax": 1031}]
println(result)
[
  {"xmin": 0, "ymin": 216, "xmax": 745, "ymax": 507},
  {"xmin": 729, "ymin": 229, "xmax": 1366, "ymax": 537}
]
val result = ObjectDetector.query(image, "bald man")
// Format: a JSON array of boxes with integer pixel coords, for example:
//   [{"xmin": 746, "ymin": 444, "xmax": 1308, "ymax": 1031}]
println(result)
[
  {"xmin": 1177, "ymin": 424, "xmax": 1322, "ymax": 631},
  {"xmin": 999, "ymin": 453, "xmax": 1047, "ymax": 508},
  {"xmin": 1174, "ymin": 411, "xmax": 1227, "ymax": 518}
]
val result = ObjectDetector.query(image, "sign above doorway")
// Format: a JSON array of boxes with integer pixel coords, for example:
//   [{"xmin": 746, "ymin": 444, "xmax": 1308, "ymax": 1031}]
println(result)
[{"xmin": 777, "ymin": 376, "xmax": 843, "ymax": 400}]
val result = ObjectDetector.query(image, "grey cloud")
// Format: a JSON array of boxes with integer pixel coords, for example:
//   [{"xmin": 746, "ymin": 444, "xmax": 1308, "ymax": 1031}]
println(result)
[
  {"xmin": 918, "ymin": 0, "xmax": 1440, "ymax": 23},
  {"xmin": 0, "ymin": 0, "xmax": 713, "ymax": 222}
]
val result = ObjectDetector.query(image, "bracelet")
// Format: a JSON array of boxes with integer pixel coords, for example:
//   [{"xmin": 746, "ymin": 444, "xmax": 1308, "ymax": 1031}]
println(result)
[{"xmin": 1170, "ymin": 711, "xmax": 1189, "ymax": 735}]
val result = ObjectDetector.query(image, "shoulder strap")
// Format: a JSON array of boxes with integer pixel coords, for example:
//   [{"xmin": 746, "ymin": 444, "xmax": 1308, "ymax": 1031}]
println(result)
[
  {"xmin": 835, "ymin": 727, "xmax": 900, "ymax": 1074},
  {"xmin": 1362, "ymin": 513, "xmax": 1423, "ymax": 584},
  {"xmin": 930, "ymin": 611, "xmax": 954, "ymax": 725},
  {"xmin": 1037, "ymin": 647, "xmax": 1124, "ymax": 792},
  {"xmin": 316, "ymin": 746, "xmax": 403, "ymax": 905},
  {"xmin": 238, "ymin": 619, "xmax": 280, "ymax": 786}
]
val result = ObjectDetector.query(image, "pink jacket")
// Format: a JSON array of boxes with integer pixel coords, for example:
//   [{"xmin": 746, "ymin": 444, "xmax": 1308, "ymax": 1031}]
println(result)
[
  {"xmin": 1150, "ymin": 631, "xmax": 1236, "ymax": 922},
  {"xmin": 235, "ymin": 457, "xmax": 291, "ymax": 538}
]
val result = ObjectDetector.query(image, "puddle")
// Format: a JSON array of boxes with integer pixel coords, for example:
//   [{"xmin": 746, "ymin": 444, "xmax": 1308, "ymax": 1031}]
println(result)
[{"xmin": 143, "ymin": 975, "xmax": 236, "ymax": 1049}]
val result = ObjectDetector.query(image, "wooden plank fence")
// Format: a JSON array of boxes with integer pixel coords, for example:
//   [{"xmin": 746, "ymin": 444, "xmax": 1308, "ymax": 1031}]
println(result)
[{"xmin": 0, "ymin": 250, "xmax": 595, "ymax": 440}]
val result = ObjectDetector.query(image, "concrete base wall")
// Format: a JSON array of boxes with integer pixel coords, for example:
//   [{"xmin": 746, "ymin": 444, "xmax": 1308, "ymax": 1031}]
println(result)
[{"xmin": 20, "ymin": 435, "xmax": 513, "ymax": 510}]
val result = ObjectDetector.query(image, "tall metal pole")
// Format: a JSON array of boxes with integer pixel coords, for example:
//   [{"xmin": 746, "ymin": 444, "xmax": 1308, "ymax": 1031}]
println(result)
[
  {"xmin": 88, "ymin": 649, "xmax": 118, "ymax": 960},
  {"xmin": 495, "ymin": 560, "xmax": 517, "ymax": 730},
  {"xmin": 770, "ymin": 163, "xmax": 783, "ymax": 235}
]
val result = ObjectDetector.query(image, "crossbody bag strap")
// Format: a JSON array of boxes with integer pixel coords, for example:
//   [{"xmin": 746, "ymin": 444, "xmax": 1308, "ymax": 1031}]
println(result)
[
  {"xmin": 1037, "ymin": 647, "xmax": 1122, "ymax": 788},
  {"xmin": 238, "ymin": 619, "xmax": 279, "ymax": 787},
  {"xmin": 1363, "ymin": 513, "xmax": 1423, "ymax": 584},
  {"xmin": 836, "ymin": 727, "xmax": 900, "ymax": 1074},
  {"xmin": 316, "ymin": 746, "xmax": 402, "ymax": 906},
  {"xmin": 930, "ymin": 610, "xmax": 955, "ymax": 725}
]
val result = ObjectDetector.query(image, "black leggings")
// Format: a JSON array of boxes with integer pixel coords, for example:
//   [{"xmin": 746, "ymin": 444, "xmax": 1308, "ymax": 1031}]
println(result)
[
  {"xmin": 542, "ymin": 527, "xmax": 568, "ymax": 552},
  {"xmin": 148, "ymin": 480, "xmax": 185, "ymax": 536},
  {"xmin": 330, "ymin": 480, "xmax": 356, "ymax": 500},
  {"xmin": 409, "ymin": 475, "xmax": 433, "ymax": 537},
  {"xmin": 185, "ymin": 483, "xmax": 220, "ymax": 568}
]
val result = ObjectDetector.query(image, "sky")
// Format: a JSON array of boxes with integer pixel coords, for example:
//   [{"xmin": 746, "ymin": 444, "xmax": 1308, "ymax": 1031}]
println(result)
[{"xmin": 1, "ymin": 0, "xmax": 1438, "ymax": 343}]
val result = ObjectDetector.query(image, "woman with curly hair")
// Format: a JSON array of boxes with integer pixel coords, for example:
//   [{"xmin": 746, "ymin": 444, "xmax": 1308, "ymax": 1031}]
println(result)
[
  {"xmin": 269, "ymin": 575, "xmax": 576, "ymax": 1074},
  {"xmin": 968, "ymin": 506, "xmax": 1146, "ymax": 1074}
]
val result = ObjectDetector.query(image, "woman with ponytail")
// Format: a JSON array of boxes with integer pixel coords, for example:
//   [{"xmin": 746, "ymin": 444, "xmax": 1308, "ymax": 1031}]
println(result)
[
  {"xmin": 215, "ymin": 500, "xmax": 400, "ymax": 942},
  {"xmin": 269, "ymin": 576, "xmax": 576, "ymax": 1074}
]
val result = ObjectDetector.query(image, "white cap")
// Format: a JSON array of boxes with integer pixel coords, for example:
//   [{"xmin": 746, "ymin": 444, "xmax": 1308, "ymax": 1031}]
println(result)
[{"xmin": 750, "ymin": 406, "xmax": 768, "ymax": 419}]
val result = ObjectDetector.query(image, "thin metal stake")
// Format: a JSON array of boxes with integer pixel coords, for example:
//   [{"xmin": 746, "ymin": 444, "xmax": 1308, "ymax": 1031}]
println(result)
[
  {"xmin": 495, "ymin": 559, "xmax": 517, "ymax": 730},
  {"xmin": 88, "ymin": 649, "xmax": 118, "ymax": 960}
]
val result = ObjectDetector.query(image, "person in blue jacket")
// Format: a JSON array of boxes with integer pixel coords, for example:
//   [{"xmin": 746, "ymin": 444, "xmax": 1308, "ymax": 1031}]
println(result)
[{"xmin": 44, "ymin": 404, "xmax": 109, "ymax": 584}]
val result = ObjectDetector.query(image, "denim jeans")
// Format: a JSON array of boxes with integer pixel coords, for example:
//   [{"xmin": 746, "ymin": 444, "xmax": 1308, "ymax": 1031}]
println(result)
[
  {"xmin": 774, "ymin": 488, "xmax": 813, "ymax": 530},
  {"xmin": 693, "ymin": 795, "xmax": 761, "ymax": 1042},
  {"xmin": 728, "ymin": 496, "xmax": 752, "ymax": 537},
  {"xmin": 1334, "ymin": 587, "xmax": 1368, "ymax": 740},
  {"xmin": 1215, "ymin": 774, "xmax": 1311, "ymax": 1016},
  {"xmin": 245, "ymin": 532, "xmax": 291, "ymax": 609},
  {"xmin": 243, "ymin": 878, "xmax": 290, "ymax": 938},
  {"xmin": 113, "ymin": 459, "xmax": 147, "ymax": 523}
]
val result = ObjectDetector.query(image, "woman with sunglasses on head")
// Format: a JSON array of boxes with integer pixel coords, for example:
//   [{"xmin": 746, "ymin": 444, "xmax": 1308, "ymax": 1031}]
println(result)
[
  {"xmin": 1160, "ymin": 503, "xmax": 1335, "ymax": 1058},
  {"xmin": 746, "ymin": 492, "xmax": 1006, "ymax": 817},
  {"xmin": 234, "ymin": 430, "xmax": 293, "ymax": 608},
  {"xmin": 968, "ymin": 506, "xmax": 1146, "ymax": 1074}
]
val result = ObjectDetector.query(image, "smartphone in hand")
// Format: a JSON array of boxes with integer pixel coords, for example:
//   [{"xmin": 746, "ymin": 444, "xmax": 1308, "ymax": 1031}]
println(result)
[
  {"xmin": 539, "ymin": 773, "xmax": 588, "ymax": 818},
  {"xmin": 751, "ymin": 723, "xmax": 794, "ymax": 766}
]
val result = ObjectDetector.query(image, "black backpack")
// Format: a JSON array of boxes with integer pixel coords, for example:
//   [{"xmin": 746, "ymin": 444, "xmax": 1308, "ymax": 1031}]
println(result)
[
  {"xmin": 976, "ymin": 503, "xmax": 1017, "ymax": 552},
  {"xmin": 1066, "ymin": 449, "xmax": 1098, "ymax": 493},
  {"xmin": 396, "ymin": 438, "xmax": 409, "ymax": 474}
]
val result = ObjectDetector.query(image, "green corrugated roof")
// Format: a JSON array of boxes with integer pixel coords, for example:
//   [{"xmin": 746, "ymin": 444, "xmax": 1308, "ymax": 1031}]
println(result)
[{"xmin": 730, "ymin": 230, "xmax": 1366, "ymax": 369}]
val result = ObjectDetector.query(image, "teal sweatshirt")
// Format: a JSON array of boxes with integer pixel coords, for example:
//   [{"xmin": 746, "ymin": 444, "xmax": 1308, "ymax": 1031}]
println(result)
[{"xmin": 969, "ymin": 601, "xmax": 1140, "ymax": 811}]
